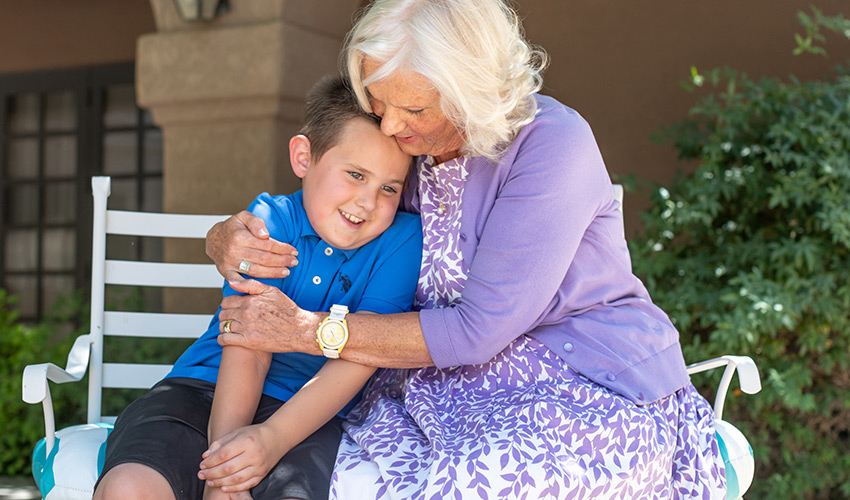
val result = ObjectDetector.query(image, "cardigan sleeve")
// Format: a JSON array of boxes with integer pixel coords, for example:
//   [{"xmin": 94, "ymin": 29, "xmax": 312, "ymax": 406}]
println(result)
[{"xmin": 420, "ymin": 104, "xmax": 615, "ymax": 368}]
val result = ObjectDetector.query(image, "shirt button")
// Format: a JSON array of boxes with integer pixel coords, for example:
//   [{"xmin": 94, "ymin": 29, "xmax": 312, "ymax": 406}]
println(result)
[
  {"xmin": 653, "ymin": 323, "xmax": 662, "ymax": 331},
  {"xmin": 459, "ymin": 233, "xmax": 467, "ymax": 241},
  {"xmin": 607, "ymin": 373, "xmax": 617, "ymax": 381},
  {"xmin": 324, "ymin": 247, "xmax": 333, "ymax": 256},
  {"xmin": 312, "ymin": 276, "xmax": 321, "ymax": 285},
  {"xmin": 563, "ymin": 342, "xmax": 574, "ymax": 352}
]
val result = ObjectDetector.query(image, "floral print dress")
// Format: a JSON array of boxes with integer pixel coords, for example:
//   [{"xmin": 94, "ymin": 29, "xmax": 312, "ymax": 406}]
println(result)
[{"xmin": 330, "ymin": 156, "xmax": 726, "ymax": 500}]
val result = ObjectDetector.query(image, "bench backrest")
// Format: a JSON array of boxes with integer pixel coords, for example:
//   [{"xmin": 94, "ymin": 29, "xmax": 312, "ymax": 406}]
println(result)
[{"xmin": 87, "ymin": 176, "xmax": 229, "ymax": 423}]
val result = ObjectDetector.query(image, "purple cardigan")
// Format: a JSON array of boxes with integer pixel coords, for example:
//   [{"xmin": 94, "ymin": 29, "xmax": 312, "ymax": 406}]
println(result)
[{"xmin": 402, "ymin": 95, "xmax": 690, "ymax": 405}]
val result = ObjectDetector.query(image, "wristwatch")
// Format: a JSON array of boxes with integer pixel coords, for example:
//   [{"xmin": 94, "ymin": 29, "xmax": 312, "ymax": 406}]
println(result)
[{"xmin": 316, "ymin": 304, "xmax": 349, "ymax": 358}]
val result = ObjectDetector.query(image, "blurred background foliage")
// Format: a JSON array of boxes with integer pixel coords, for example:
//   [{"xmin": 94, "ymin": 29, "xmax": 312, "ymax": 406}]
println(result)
[{"xmin": 629, "ymin": 7, "xmax": 850, "ymax": 499}]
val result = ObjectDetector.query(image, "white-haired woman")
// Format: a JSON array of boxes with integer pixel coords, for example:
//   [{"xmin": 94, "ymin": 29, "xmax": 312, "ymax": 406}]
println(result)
[{"xmin": 205, "ymin": 0, "xmax": 726, "ymax": 497}]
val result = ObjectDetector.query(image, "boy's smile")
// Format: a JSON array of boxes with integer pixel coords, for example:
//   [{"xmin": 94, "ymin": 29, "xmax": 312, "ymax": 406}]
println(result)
[{"xmin": 293, "ymin": 117, "xmax": 411, "ymax": 250}]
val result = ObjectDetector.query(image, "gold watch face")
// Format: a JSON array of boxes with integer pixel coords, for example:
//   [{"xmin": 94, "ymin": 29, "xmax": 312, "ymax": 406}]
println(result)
[{"xmin": 319, "ymin": 321, "xmax": 346, "ymax": 348}]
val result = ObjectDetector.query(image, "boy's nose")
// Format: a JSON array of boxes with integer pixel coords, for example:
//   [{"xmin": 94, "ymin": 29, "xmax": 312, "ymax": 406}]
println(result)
[{"xmin": 355, "ymin": 188, "xmax": 378, "ymax": 212}]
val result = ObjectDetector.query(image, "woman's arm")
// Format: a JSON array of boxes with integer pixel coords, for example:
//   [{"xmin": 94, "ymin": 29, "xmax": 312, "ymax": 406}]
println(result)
[
  {"xmin": 198, "ymin": 358, "xmax": 377, "ymax": 492},
  {"xmin": 218, "ymin": 280, "xmax": 433, "ymax": 368}
]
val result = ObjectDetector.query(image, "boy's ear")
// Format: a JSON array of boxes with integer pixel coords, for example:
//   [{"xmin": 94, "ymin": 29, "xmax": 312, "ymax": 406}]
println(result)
[{"xmin": 289, "ymin": 135, "xmax": 312, "ymax": 179}]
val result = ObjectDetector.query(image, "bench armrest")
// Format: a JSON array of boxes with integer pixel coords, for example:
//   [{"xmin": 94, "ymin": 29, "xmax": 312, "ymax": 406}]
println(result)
[
  {"xmin": 22, "ymin": 334, "xmax": 93, "ymax": 454},
  {"xmin": 686, "ymin": 354, "xmax": 761, "ymax": 421}
]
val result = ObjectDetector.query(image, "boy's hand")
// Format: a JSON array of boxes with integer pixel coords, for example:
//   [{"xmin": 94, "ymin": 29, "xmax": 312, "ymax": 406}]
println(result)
[
  {"xmin": 206, "ymin": 211, "xmax": 299, "ymax": 283},
  {"xmin": 198, "ymin": 424, "xmax": 287, "ymax": 493}
]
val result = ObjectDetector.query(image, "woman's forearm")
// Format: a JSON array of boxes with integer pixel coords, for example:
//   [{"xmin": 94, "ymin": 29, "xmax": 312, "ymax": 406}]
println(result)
[
  {"xmin": 341, "ymin": 311, "xmax": 434, "ymax": 368},
  {"xmin": 289, "ymin": 310, "xmax": 435, "ymax": 368},
  {"xmin": 218, "ymin": 282, "xmax": 435, "ymax": 368}
]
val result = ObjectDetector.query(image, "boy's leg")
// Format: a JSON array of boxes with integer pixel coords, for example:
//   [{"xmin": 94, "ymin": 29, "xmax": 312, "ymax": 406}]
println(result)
[
  {"xmin": 94, "ymin": 377, "xmax": 217, "ymax": 500},
  {"xmin": 250, "ymin": 394, "xmax": 344, "ymax": 500},
  {"xmin": 93, "ymin": 463, "xmax": 174, "ymax": 500}
]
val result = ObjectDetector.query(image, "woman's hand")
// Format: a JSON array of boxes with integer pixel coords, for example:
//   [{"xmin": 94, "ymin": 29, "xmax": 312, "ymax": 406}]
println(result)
[
  {"xmin": 218, "ymin": 279, "xmax": 320, "ymax": 354},
  {"xmin": 206, "ymin": 211, "xmax": 299, "ymax": 283},
  {"xmin": 199, "ymin": 424, "xmax": 286, "ymax": 493}
]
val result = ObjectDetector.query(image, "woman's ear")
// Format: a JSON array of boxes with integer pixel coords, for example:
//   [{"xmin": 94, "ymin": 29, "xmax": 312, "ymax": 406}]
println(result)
[{"xmin": 289, "ymin": 135, "xmax": 312, "ymax": 179}]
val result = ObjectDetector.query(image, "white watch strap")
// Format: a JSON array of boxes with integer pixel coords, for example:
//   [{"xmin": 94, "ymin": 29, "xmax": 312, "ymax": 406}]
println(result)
[{"xmin": 329, "ymin": 304, "xmax": 349, "ymax": 320}]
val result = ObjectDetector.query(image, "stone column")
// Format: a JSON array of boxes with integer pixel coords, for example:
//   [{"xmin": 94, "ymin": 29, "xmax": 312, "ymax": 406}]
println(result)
[{"xmin": 137, "ymin": 0, "xmax": 361, "ymax": 312}]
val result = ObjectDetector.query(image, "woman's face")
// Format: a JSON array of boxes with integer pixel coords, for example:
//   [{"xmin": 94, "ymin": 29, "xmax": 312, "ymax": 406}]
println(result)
[{"xmin": 362, "ymin": 58, "xmax": 465, "ymax": 164}]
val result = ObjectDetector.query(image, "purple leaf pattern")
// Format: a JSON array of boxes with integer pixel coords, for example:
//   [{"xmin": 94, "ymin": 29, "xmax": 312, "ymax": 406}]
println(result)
[{"xmin": 330, "ymin": 155, "xmax": 726, "ymax": 499}]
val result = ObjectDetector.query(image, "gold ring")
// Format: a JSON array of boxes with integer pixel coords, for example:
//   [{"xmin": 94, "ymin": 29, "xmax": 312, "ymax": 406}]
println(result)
[
  {"xmin": 238, "ymin": 260, "xmax": 251, "ymax": 274},
  {"xmin": 222, "ymin": 319, "xmax": 233, "ymax": 334}
]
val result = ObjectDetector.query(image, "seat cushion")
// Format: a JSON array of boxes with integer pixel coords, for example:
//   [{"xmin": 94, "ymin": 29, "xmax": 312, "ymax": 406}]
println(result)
[
  {"xmin": 32, "ymin": 423, "xmax": 113, "ymax": 500},
  {"xmin": 715, "ymin": 419, "xmax": 754, "ymax": 500}
]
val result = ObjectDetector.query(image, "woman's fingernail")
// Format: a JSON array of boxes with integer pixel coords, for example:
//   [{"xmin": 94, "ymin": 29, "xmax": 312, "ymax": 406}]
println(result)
[
  {"xmin": 282, "ymin": 268, "xmax": 290, "ymax": 277},
  {"xmin": 258, "ymin": 228, "xmax": 269, "ymax": 237}
]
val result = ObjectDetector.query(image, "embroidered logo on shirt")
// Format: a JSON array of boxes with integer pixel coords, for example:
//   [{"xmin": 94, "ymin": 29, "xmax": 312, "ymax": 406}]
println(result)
[{"xmin": 339, "ymin": 274, "xmax": 352, "ymax": 292}]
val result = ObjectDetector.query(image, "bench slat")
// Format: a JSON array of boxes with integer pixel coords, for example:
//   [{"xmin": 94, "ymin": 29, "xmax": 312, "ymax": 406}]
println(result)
[
  {"xmin": 106, "ymin": 210, "xmax": 228, "ymax": 238},
  {"xmin": 105, "ymin": 261, "xmax": 224, "ymax": 288},
  {"xmin": 104, "ymin": 311, "xmax": 211, "ymax": 338},
  {"xmin": 102, "ymin": 363, "xmax": 173, "ymax": 389}
]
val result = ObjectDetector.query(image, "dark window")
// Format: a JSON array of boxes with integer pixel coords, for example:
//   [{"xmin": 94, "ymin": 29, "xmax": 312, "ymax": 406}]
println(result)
[{"xmin": 1, "ymin": 64, "xmax": 162, "ymax": 322}]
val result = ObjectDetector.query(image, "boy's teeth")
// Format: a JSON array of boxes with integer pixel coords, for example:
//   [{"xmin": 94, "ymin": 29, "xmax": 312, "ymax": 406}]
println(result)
[{"xmin": 343, "ymin": 211, "xmax": 364, "ymax": 223}]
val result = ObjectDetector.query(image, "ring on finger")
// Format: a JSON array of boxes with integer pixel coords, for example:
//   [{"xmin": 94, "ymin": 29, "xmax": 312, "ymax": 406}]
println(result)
[
  {"xmin": 222, "ymin": 319, "xmax": 233, "ymax": 334},
  {"xmin": 238, "ymin": 259, "xmax": 251, "ymax": 274}
]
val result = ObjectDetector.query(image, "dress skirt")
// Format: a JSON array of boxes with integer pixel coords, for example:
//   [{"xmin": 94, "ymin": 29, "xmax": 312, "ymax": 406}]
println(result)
[{"xmin": 331, "ymin": 336, "xmax": 725, "ymax": 499}]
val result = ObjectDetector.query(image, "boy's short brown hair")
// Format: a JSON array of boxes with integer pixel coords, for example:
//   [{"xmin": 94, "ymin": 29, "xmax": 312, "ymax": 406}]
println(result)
[{"xmin": 299, "ymin": 75, "xmax": 380, "ymax": 161}]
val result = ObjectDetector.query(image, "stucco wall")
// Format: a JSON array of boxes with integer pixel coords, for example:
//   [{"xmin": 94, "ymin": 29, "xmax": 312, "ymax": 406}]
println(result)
[
  {"xmin": 2, "ymin": 0, "xmax": 848, "ymax": 231},
  {"xmin": 0, "ymin": 0, "xmax": 154, "ymax": 73}
]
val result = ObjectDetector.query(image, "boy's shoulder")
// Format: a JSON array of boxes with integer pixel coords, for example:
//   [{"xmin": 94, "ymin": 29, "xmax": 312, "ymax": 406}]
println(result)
[{"xmin": 382, "ymin": 210, "xmax": 422, "ymax": 239}]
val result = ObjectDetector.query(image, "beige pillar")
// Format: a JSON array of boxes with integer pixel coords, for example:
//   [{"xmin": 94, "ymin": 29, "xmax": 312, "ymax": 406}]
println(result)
[{"xmin": 137, "ymin": 0, "xmax": 361, "ymax": 312}]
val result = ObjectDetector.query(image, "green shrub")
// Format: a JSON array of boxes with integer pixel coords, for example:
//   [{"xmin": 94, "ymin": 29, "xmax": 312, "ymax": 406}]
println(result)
[
  {"xmin": 0, "ymin": 290, "xmax": 88, "ymax": 476},
  {"xmin": 630, "ymin": 62, "xmax": 850, "ymax": 498}
]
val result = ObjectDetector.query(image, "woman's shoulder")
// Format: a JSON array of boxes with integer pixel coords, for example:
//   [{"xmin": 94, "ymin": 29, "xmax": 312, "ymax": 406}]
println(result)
[{"xmin": 525, "ymin": 94, "xmax": 594, "ymax": 139}]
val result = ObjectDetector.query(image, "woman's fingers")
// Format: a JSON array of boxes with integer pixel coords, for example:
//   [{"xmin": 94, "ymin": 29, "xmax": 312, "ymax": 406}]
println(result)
[
  {"xmin": 234, "ymin": 211, "xmax": 268, "ymax": 239},
  {"xmin": 207, "ymin": 212, "xmax": 299, "ymax": 281}
]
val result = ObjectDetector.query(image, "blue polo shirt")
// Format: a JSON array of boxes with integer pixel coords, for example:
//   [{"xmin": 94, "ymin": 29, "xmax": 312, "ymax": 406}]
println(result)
[{"xmin": 167, "ymin": 191, "xmax": 422, "ymax": 415}]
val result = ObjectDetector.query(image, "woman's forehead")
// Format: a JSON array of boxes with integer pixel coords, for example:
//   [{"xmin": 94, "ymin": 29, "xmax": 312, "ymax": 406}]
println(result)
[{"xmin": 363, "ymin": 58, "xmax": 438, "ymax": 105}]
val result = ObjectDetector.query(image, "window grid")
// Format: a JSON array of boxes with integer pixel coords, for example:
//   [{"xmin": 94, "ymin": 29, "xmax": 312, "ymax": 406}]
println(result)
[{"xmin": 1, "ymin": 64, "xmax": 162, "ymax": 322}]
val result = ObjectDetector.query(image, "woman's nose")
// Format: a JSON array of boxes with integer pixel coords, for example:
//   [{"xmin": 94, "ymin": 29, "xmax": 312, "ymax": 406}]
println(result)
[{"xmin": 379, "ymin": 108, "xmax": 405, "ymax": 137}]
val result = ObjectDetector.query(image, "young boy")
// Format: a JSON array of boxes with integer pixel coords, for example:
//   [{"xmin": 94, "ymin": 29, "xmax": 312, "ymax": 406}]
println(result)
[{"xmin": 93, "ymin": 76, "xmax": 422, "ymax": 500}]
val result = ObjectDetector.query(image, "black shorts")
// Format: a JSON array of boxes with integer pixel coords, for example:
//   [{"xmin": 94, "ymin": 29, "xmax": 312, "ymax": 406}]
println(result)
[{"xmin": 95, "ymin": 377, "xmax": 342, "ymax": 500}]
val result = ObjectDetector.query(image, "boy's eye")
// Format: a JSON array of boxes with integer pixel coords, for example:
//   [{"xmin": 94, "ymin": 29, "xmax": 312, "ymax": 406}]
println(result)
[
  {"xmin": 348, "ymin": 171, "xmax": 363, "ymax": 180},
  {"xmin": 381, "ymin": 185, "xmax": 398, "ymax": 194}
]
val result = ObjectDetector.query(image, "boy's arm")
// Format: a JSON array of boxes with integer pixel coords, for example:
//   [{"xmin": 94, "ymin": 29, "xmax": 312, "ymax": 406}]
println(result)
[
  {"xmin": 208, "ymin": 345, "xmax": 271, "ymax": 454},
  {"xmin": 198, "ymin": 326, "xmax": 378, "ymax": 492}
]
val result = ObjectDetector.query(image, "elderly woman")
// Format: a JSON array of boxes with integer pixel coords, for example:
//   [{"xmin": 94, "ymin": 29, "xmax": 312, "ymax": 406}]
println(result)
[{"xmin": 206, "ymin": 0, "xmax": 725, "ymax": 498}]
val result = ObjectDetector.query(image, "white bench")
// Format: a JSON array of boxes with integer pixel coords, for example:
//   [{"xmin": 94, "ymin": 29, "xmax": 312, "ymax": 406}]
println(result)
[{"xmin": 22, "ymin": 179, "xmax": 760, "ymax": 500}]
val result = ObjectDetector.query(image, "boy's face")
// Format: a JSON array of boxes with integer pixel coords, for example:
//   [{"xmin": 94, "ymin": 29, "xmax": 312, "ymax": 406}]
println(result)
[{"xmin": 298, "ymin": 118, "xmax": 410, "ymax": 250}]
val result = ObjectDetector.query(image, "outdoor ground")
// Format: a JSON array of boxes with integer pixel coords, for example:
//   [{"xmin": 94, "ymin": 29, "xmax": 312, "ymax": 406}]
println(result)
[{"xmin": 0, "ymin": 477, "xmax": 39, "ymax": 500}]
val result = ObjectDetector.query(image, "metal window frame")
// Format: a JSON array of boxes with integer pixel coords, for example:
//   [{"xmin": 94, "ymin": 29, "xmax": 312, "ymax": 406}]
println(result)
[{"xmin": 1, "ymin": 63, "xmax": 161, "ymax": 322}]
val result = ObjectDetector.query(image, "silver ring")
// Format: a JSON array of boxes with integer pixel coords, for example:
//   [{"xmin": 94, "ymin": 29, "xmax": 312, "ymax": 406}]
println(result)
[
  {"xmin": 238, "ymin": 260, "xmax": 251, "ymax": 274},
  {"xmin": 222, "ymin": 319, "xmax": 233, "ymax": 334}
]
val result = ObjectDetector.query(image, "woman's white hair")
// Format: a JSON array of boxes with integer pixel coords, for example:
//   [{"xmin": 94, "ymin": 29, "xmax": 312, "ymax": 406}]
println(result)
[{"xmin": 343, "ymin": 0, "xmax": 548, "ymax": 161}]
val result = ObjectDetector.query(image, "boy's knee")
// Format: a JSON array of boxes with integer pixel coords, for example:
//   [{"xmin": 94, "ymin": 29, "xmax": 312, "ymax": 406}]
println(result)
[{"xmin": 94, "ymin": 463, "xmax": 175, "ymax": 500}]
